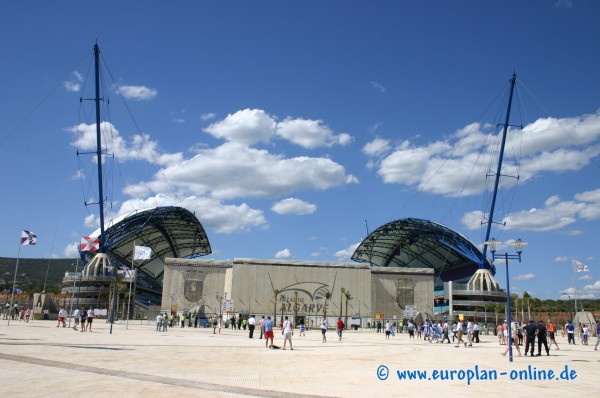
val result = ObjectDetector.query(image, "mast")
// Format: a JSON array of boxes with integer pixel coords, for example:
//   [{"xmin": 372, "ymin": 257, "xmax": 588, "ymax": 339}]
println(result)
[
  {"xmin": 480, "ymin": 73, "xmax": 517, "ymax": 268},
  {"xmin": 94, "ymin": 43, "xmax": 107, "ymax": 253}
]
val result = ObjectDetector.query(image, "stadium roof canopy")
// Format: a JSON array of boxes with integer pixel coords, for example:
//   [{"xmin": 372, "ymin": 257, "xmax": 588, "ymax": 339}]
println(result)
[
  {"xmin": 351, "ymin": 218, "xmax": 493, "ymax": 282},
  {"xmin": 87, "ymin": 206, "xmax": 211, "ymax": 279}
]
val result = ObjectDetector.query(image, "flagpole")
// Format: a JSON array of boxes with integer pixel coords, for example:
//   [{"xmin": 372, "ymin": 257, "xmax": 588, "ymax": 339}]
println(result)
[
  {"xmin": 571, "ymin": 259, "xmax": 579, "ymax": 315},
  {"xmin": 7, "ymin": 240, "xmax": 23, "ymax": 326},
  {"xmin": 68, "ymin": 258, "xmax": 79, "ymax": 328},
  {"xmin": 126, "ymin": 241, "xmax": 135, "ymax": 329}
]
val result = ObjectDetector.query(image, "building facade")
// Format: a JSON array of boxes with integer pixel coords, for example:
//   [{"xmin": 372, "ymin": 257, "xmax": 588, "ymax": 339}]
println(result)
[{"xmin": 162, "ymin": 257, "xmax": 434, "ymax": 327}]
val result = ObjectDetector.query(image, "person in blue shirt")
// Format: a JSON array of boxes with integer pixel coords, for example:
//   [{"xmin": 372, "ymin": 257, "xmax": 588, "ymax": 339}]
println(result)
[{"xmin": 263, "ymin": 316, "xmax": 274, "ymax": 349}]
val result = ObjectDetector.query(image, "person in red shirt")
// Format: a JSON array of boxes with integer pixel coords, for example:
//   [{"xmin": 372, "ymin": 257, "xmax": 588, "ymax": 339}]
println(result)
[{"xmin": 336, "ymin": 317, "xmax": 344, "ymax": 341}]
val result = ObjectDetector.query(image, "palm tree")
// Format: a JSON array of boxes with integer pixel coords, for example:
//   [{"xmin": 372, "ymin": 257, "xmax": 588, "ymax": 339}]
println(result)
[
  {"xmin": 323, "ymin": 292, "xmax": 331, "ymax": 320},
  {"xmin": 343, "ymin": 290, "xmax": 353, "ymax": 329},
  {"xmin": 522, "ymin": 291, "xmax": 532, "ymax": 321},
  {"xmin": 483, "ymin": 304, "xmax": 495, "ymax": 324},
  {"xmin": 339, "ymin": 288, "xmax": 345, "ymax": 318},
  {"xmin": 272, "ymin": 289, "xmax": 280, "ymax": 325},
  {"xmin": 279, "ymin": 294, "xmax": 287, "ymax": 326}
]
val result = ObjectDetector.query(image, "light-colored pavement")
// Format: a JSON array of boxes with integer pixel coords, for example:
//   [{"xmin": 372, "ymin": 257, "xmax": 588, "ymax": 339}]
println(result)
[{"xmin": 0, "ymin": 319, "xmax": 598, "ymax": 397}]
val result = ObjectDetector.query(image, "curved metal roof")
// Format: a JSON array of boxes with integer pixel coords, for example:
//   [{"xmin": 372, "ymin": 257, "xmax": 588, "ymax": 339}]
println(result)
[
  {"xmin": 87, "ymin": 206, "xmax": 212, "ymax": 279},
  {"xmin": 351, "ymin": 218, "xmax": 493, "ymax": 282}
]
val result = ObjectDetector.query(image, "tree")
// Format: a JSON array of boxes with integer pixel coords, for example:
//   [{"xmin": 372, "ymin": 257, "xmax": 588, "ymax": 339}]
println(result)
[
  {"xmin": 483, "ymin": 304, "xmax": 496, "ymax": 324},
  {"xmin": 272, "ymin": 289, "xmax": 280, "ymax": 325},
  {"xmin": 340, "ymin": 288, "xmax": 345, "ymax": 318},
  {"xmin": 323, "ymin": 291, "xmax": 331, "ymax": 320},
  {"xmin": 522, "ymin": 291, "xmax": 532, "ymax": 321},
  {"xmin": 343, "ymin": 289, "xmax": 353, "ymax": 329}
]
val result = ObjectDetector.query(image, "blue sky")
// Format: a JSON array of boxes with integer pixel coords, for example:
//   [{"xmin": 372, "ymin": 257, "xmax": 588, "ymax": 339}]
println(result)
[{"xmin": 1, "ymin": 1, "xmax": 599, "ymax": 300}]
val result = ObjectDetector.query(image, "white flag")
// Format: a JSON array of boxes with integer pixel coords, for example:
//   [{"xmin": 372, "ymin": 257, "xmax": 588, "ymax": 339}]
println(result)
[
  {"xmin": 134, "ymin": 245, "xmax": 152, "ymax": 260},
  {"xmin": 21, "ymin": 230, "xmax": 37, "ymax": 246},
  {"xmin": 573, "ymin": 259, "xmax": 590, "ymax": 272}
]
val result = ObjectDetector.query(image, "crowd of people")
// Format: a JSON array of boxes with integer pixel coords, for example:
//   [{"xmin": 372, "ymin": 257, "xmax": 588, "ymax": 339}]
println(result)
[{"xmin": 2, "ymin": 303, "xmax": 31, "ymax": 321}]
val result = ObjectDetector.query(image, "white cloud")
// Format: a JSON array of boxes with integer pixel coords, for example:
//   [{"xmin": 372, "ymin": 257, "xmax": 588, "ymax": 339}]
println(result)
[
  {"xmin": 84, "ymin": 214, "xmax": 99, "ymax": 229},
  {"xmin": 201, "ymin": 112, "xmax": 216, "ymax": 121},
  {"xmin": 147, "ymin": 141, "xmax": 357, "ymax": 200},
  {"xmin": 204, "ymin": 109, "xmax": 353, "ymax": 149},
  {"xmin": 579, "ymin": 274, "xmax": 593, "ymax": 280},
  {"xmin": 461, "ymin": 189, "xmax": 600, "ymax": 232},
  {"xmin": 116, "ymin": 85, "xmax": 158, "ymax": 100},
  {"xmin": 116, "ymin": 194, "xmax": 268, "ymax": 234},
  {"xmin": 362, "ymin": 138, "xmax": 391, "ymax": 157},
  {"xmin": 334, "ymin": 242, "xmax": 361, "ymax": 261},
  {"xmin": 514, "ymin": 273, "xmax": 536, "ymax": 281},
  {"xmin": 68, "ymin": 122, "xmax": 183, "ymax": 167},
  {"xmin": 63, "ymin": 70, "xmax": 83, "ymax": 92},
  {"xmin": 368, "ymin": 111, "xmax": 600, "ymax": 197},
  {"xmin": 204, "ymin": 109, "xmax": 276, "ymax": 146},
  {"xmin": 275, "ymin": 249, "xmax": 292, "ymax": 259},
  {"xmin": 63, "ymin": 242, "xmax": 79, "ymax": 258},
  {"xmin": 370, "ymin": 81, "xmax": 386, "ymax": 93},
  {"xmin": 276, "ymin": 118, "xmax": 352, "ymax": 149},
  {"xmin": 271, "ymin": 198, "xmax": 317, "ymax": 215},
  {"xmin": 71, "ymin": 109, "xmax": 357, "ymax": 235},
  {"xmin": 63, "ymin": 81, "xmax": 80, "ymax": 92},
  {"xmin": 583, "ymin": 280, "xmax": 600, "ymax": 292}
]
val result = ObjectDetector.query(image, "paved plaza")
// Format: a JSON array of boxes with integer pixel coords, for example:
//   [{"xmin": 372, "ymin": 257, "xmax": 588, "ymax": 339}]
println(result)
[{"xmin": 1, "ymin": 319, "xmax": 598, "ymax": 397}]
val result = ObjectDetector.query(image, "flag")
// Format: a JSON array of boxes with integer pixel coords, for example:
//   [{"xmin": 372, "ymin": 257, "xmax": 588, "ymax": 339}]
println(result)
[
  {"xmin": 573, "ymin": 259, "xmax": 590, "ymax": 272},
  {"xmin": 134, "ymin": 245, "xmax": 152, "ymax": 260},
  {"xmin": 80, "ymin": 236, "xmax": 100, "ymax": 252},
  {"xmin": 21, "ymin": 230, "xmax": 37, "ymax": 246}
]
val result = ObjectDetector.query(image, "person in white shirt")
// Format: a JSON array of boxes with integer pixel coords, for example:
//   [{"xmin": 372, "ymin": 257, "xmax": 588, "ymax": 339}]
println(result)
[
  {"xmin": 282, "ymin": 316, "xmax": 293, "ymax": 350},
  {"xmin": 57, "ymin": 308, "xmax": 67, "ymax": 328},
  {"xmin": 248, "ymin": 315, "xmax": 257, "ymax": 338},
  {"xmin": 156, "ymin": 313, "xmax": 164, "ymax": 332},
  {"xmin": 72, "ymin": 308, "xmax": 81, "ymax": 331}
]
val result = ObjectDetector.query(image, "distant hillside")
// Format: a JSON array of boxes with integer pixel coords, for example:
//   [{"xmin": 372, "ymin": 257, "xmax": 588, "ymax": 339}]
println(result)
[{"xmin": 0, "ymin": 257, "xmax": 78, "ymax": 293}]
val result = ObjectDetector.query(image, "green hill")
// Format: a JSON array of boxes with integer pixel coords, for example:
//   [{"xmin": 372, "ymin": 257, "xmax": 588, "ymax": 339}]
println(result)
[{"xmin": 0, "ymin": 257, "xmax": 78, "ymax": 294}]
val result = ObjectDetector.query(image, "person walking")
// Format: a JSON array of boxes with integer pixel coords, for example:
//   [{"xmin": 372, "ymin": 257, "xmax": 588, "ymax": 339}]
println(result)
[
  {"xmin": 454, "ymin": 319, "xmax": 465, "ymax": 348},
  {"xmin": 72, "ymin": 308, "xmax": 81, "ymax": 331},
  {"xmin": 524, "ymin": 320, "xmax": 537, "ymax": 357},
  {"xmin": 162, "ymin": 313, "xmax": 169, "ymax": 332},
  {"xmin": 86, "ymin": 307, "xmax": 94, "ymax": 332},
  {"xmin": 566, "ymin": 320, "xmax": 576, "ymax": 345},
  {"xmin": 282, "ymin": 316, "xmax": 293, "ymax": 350},
  {"xmin": 321, "ymin": 318, "xmax": 328, "ymax": 343},
  {"xmin": 501, "ymin": 321, "xmax": 522, "ymax": 357},
  {"xmin": 385, "ymin": 320, "xmax": 393, "ymax": 340},
  {"xmin": 258, "ymin": 316, "xmax": 265, "ymax": 339},
  {"xmin": 594, "ymin": 320, "xmax": 600, "ymax": 351},
  {"xmin": 548, "ymin": 320, "xmax": 560, "ymax": 350},
  {"xmin": 80, "ymin": 307, "xmax": 87, "ymax": 332},
  {"xmin": 264, "ymin": 316, "xmax": 274, "ymax": 349},
  {"xmin": 472, "ymin": 321, "xmax": 480, "ymax": 343},
  {"xmin": 536, "ymin": 320, "xmax": 550, "ymax": 356},
  {"xmin": 248, "ymin": 314, "xmax": 256, "ymax": 338},
  {"xmin": 336, "ymin": 317, "xmax": 344, "ymax": 341},
  {"xmin": 156, "ymin": 313, "xmax": 164, "ymax": 331}
]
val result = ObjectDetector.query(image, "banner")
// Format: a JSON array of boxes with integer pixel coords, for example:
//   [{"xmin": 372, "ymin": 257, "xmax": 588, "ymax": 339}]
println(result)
[
  {"xmin": 21, "ymin": 230, "xmax": 37, "ymax": 246},
  {"xmin": 134, "ymin": 245, "xmax": 152, "ymax": 260},
  {"xmin": 80, "ymin": 236, "xmax": 100, "ymax": 252}
]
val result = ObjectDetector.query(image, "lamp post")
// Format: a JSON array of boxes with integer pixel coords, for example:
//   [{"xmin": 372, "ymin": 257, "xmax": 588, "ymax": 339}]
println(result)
[
  {"xmin": 485, "ymin": 238, "xmax": 527, "ymax": 363},
  {"xmin": 561, "ymin": 293, "xmax": 573, "ymax": 322}
]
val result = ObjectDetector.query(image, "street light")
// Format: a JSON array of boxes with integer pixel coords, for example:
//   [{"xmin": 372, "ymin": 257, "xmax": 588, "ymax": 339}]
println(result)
[
  {"xmin": 485, "ymin": 238, "xmax": 527, "ymax": 363},
  {"xmin": 561, "ymin": 292, "xmax": 573, "ymax": 322}
]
